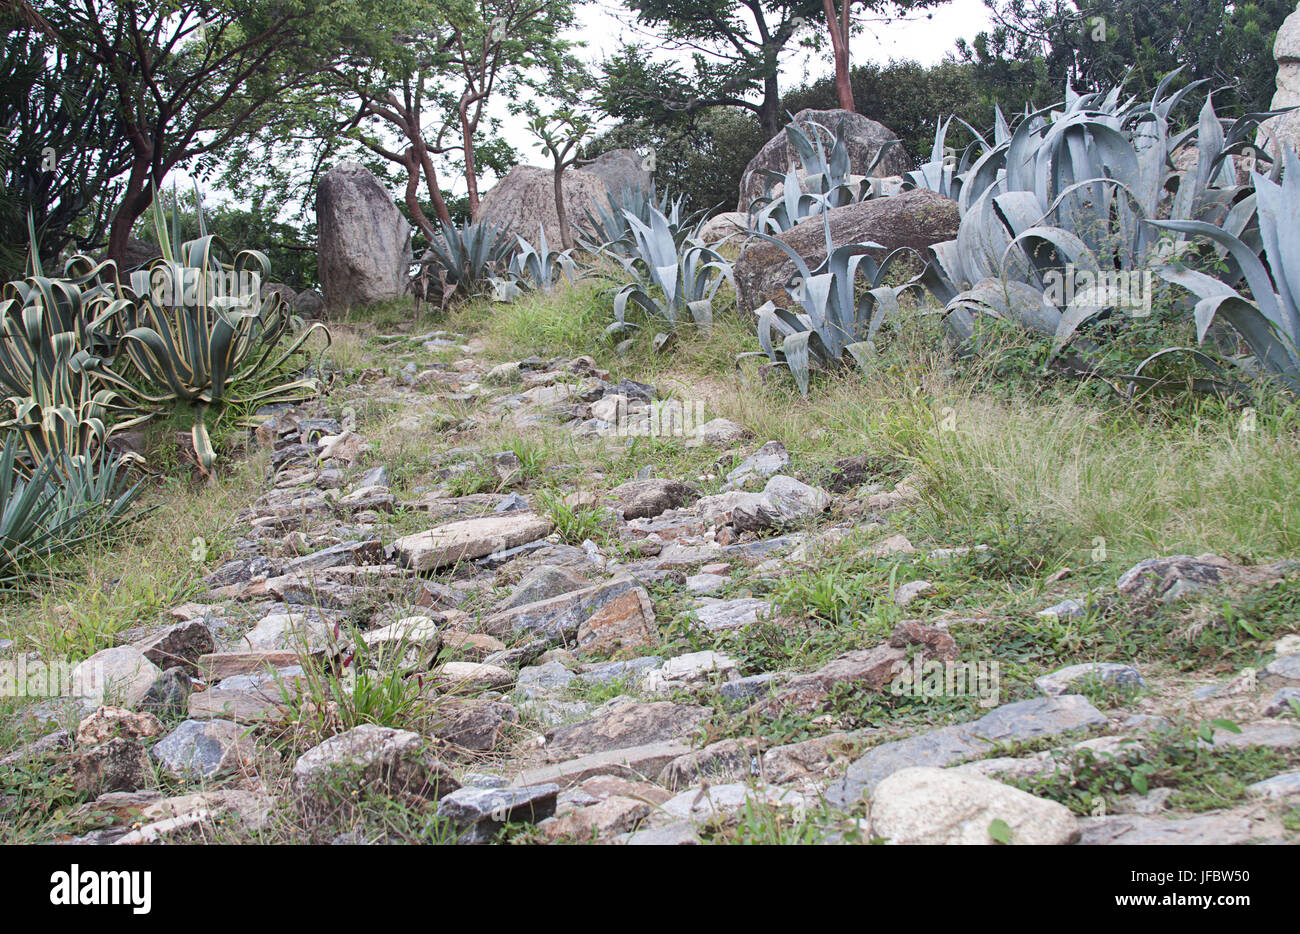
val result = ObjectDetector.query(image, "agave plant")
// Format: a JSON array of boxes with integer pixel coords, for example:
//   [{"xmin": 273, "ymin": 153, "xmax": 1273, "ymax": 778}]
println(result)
[
  {"xmin": 1138, "ymin": 148, "xmax": 1300, "ymax": 391},
  {"xmin": 0, "ymin": 220, "xmax": 142, "ymax": 469},
  {"xmin": 904, "ymin": 109, "xmax": 1007, "ymax": 202},
  {"xmin": 740, "ymin": 210, "xmax": 924, "ymax": 395},
  {"xmin": 108, "ymin": 194, "xmax": 329, "ymax": 474},
  {"xmin": 921, "ymin": 71, "xmax": 1286, "ymax": 355},
  {"xmin": 491, "ymin": 225, "xmax": 576, "ymax": 301},
  {"xmin": 748, "ymin": 116, "xmax": 899, "ymax": 233},
  {"xmin": 419, "ymin": 219, "xmax": 515, "ymax": 301},
  {"xmin": 606, "ymin": 204, "xmax": 733, "ymax": 348},
  {"xmin": 0, "ymin": 435, "xmax": 140, "ymax": 586},
  {"xmin": 578, "ymin": 182, "xmax": 697, "ymax": 257}
]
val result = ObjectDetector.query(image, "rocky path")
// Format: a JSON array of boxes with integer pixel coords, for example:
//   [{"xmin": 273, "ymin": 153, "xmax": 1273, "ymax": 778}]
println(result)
[{"xmin": 14, "ymin": 330, "xmax": 1300, "ymax": 845}]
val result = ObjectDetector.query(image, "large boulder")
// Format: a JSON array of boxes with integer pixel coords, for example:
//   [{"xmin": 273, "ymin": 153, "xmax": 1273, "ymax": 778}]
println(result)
[
  {"xmin": 583, "ymin": 148, "xmax": 652, "ymax": 196},
  {"xmin": 733, "ymin": 189, "xmax": 960, "ymax": 314},
  {"xmin": 316, "ymin": 161, "xmax": 412, "ymax": 314},
  {"xmin": 477, "ymin": 164, "xmax": 610, "ymax": 248},
  {"xmin": 1262, "ymin": 7, "xmax": 1300, "ymax": 160},
  {"xmin": 738, "ymin": 108, "xmax": 911, "ymax": 211}
]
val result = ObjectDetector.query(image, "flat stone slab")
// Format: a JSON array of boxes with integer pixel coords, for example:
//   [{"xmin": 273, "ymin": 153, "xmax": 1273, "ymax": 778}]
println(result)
[
  {"xmin": 480, "ymin": 576, "xmax": 642, "ymax": 640},
  {"xmin": 393, "ymin": 513, "xmax": 554, "ymax": 572},
  {"xmin": 514, "ymin": 740, "xmax": 695, "ymax": 788},
  {"xmin": 825, "ymin": 695, "xmax": 1108, "ymax": 807}
]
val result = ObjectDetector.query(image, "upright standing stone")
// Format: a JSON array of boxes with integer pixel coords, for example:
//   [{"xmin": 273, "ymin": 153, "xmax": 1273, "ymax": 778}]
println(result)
[
  {"xmin": 1262, "ymin": 6, "xmax": 1300, "ymax": 160},
  {"xmin": 316, "ymin": 162, "xmax": 412, "ymax": 314}
]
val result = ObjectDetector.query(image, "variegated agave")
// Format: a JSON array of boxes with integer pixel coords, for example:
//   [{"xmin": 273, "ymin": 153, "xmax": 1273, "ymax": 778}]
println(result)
[
  {"xmin": 0, "ymin": 221, "xmax": 142, "ymax": 470},
  {"xmin": 1141, "ymin": 148, "xmax": 1300, "ymax": 391},
  {"xmin": 110, "ymin": 198, "xmax": 329, "ymax": 474},
  {"xmin": 740, "ymin": 210, "xmax": 924, "ymax": 395},
  {"xmin": 605, "ymin": 204, "xmax": 733, "ymax": 350},
  {"xmin": 491, "ymin": 225, "xmax": 576, "ymax": 301},
  {"xmin": 921, "ymin": 71, "xmax": 1286, "ymax": 358}
]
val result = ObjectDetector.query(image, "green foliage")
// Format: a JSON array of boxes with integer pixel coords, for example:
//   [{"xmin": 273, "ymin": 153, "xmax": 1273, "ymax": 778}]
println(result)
[{"xmin": 1004, "ymin": 722, "xmax": 1300, "ymax": 815}]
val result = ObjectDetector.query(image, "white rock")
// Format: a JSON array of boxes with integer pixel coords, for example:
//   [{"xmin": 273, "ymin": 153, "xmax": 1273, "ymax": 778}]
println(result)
[{"xmin": 870, "ymin": 766, "xmax": 1079, "ymax": 845}]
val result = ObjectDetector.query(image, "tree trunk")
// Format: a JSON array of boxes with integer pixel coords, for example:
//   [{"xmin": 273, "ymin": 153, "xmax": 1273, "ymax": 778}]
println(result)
[
  {"xmin": 414, "ymin": 142, "xmax": 453, "ymax": 227},
  {"xmin": 824, "ymin": 0, "xmax": 855, "ymax": 112},
  {"xmin": 105, "ymin": 154, "xmax": 153, "ymax": 264},
  {"xmin": 403, "ymin": 150, "xmax": 438, "ymax": 241},
  {"xmin": 553, "ymin": 166, "xmax": 572, "ymax": 251},
  {"xmin": 758, "ymin": 67, "xmax": 782, "ymax": 138},
  {"xmin": 460, "ymin": 98, "xmax": 481, "ymax": 218}
]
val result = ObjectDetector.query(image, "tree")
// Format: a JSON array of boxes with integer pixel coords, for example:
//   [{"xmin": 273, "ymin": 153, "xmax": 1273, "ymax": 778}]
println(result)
[
  {"xmin": 959, "ymin": 0, "xmax": 1296, "ymax": 116},
  {"xmin": 1, "ymin": 2, "xmax": 135, "ymax": 272},
  {"xmin": 32, "ymin": 1, "xmax": 380, "ymax": 264},
  {"xmin": 529, "ymin": 108, "xmax": 593, "ymax": 251},
  {"xmin": 602, "ymin": 0, "xmax": 943, "ymax": 137},
  {"xmin": 601, "ymin": 0, "xmax": 824, "ymax": 138}
]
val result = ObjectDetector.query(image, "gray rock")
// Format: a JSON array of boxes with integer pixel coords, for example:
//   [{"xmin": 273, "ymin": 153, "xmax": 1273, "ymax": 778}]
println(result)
[
  {"xmin": 151, "ymin": 719, "xmax": 255, "ymax": 778},
  {"xmin": 72, "ymin": 646, "xmax": 163, "ymax": 709},
  {"xmin": 606, "ymin": 478, "xmax": 698, "ymax": 519},
  {"xmin": 731, "ymin": 475, "xmax": 831, "ymax": 531},
  {"xmin": 826, "ymin": 695, "xmax": 1108, "ymax": 807},
  {"xmin": 1076, "ymin": 812, "xmax": 1271, "ymax": 845},
  {"xmin": 543, "ymin": 702, "xmax": 710, "ymax": 760},
  {"xmin": 132, "ymin": 619, "xmax": 215, "ymax": 676},
  {"xmin": 478, "ymin": 164, "xmax": 611, "ymax": 249},
  {"xmin": 393, "ymin": 513, "xmax": 554, "ymax": 573},
  {"xmin": 437, "ymin": 783, "xmax": 559, "ymax": 842},
  {"xmin": 725, "ymin": 440, "xmax": 790, "ymax": 486},
  {"xmin": 734, "ymin": 190, "xmax": 958, "ymax": 314},
  {"xmin": 1261, "ymin": 653, "xmax": 1300, "ymax": 688},
  {"xmin": 1115, "ymin": 553, "xmax": 1237, "ymax": 602},
  {"xmin": 1038, "ymin": 598, "xmax": 1087, "ymax": 619},
  {"xmin": 1246, "ymin": 769, "xmax": 1300, "ymax": 798},
  {"xmin": 137, "ymin": 667, "xmax": 192, "ymax": 718},
  {"xmin": 870, "ymin": 766, "xmax": 1079, "ymax": 845},
  {"xmin": 694, "ymin": 418, "xmax": 749, "ymax": 445},
  {"xmin": 623, "ymin": 820, "xmax": 701, "ymax": 845},
  {"xmin": 1034, "ymin": 663, "xmax": 1145, "ymax": 697},
  {"xmin": 499, "ymin": 565, "xmax": 589, "ymax": 611},
  {"xmin": 317, "ymin": 161, "xmax": 412, "ymax": 313},
  {"xmin": 292, "ymin": 725, "xmax": 458, "ymax": 814},
  {"xmin": 718, "ymin": 672, "xmax": 780, "ymax": 703},
  {"xmin": 516, "ymin": 662, "xmax": 576, "ymax": 696},
  {"xmin": 583, "ymin": 148, "xmax": 652, "ymax": 196},
  {"xmin": 694, "ymin": 597, "xmax": 773, "ymax": 631}
]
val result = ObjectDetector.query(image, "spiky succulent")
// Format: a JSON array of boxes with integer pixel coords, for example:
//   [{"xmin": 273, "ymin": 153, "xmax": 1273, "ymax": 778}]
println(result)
[
  {"xmin": 605, "ymin": 204, "xmax": 733, "ymax": 349},
  {"xmin": 491, "ymin": 225, "xmax": 577, "ymax": 301},
  {"xmin": 740, "ymin": 210, "xmax": 924, "ymax": 395}
]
